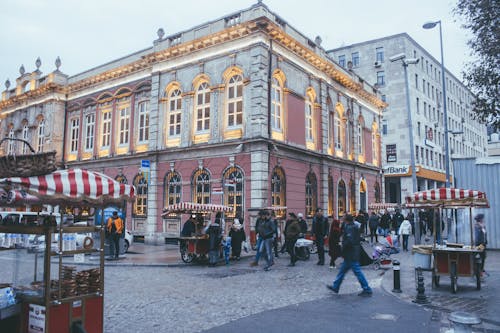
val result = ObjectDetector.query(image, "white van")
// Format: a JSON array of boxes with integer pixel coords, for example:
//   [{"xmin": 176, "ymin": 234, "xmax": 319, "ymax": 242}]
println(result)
[{"xmin": 0, "ymin": 211, "xmax": 62, "ymax": 225}]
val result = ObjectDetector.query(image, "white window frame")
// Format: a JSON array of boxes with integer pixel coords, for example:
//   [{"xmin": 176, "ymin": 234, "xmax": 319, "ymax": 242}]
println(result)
[
  {"xmin": 36, "ymin": 119, "xmax": 45, "ymax": 153},
  {"xmin": 168, "ymin": 89, "xmax": 182, "ymax": 138},
  {"xmin": 271, "ymin": 77, "xmax": 283, "ymax": 131},
  {"xmin": 195, "ymin": 82, "xmax": 210, "ymax": 133},
  {"xmin": 335, "ymin": 114, "xmax": 342, "ymax": 150},
  {"xmin": 101, "ymin": 111, "xmax": 111, "ymax": 148},
  {"xmin": 137, "ymin": 101, "xmax": 149, "ymax": 143},
  {"xmin": 84, "ymin": 113, "xmax": 95, "ymax": 151},
  {"xmin": 21, "ymin": 124, "xmax": 29, "ymax": 154},
  {"xmin": 118, "ymin": 106, "xmax": 130, "ymax": 145},
  {"xmin": 7, "ymin": 128, "xmax": 15, "ymax": 155},
  {"xmin": 357, "ymin": 123, "xmax": 364, "ymax": 155},
  {"xmin": 305, "ymin": 99, "xmax": 313, "ymax": 142},
  {"xmin": 70, "ymin": 118, "xmax": 79, "ymax": 153},
  {"xmin": 226, "ymin": 75, "xmax": 243, "ymax": 128}
]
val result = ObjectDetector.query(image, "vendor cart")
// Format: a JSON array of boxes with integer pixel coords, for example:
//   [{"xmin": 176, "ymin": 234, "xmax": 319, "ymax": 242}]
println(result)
[
  {"xmin": 0, "ymin": 168, "xmax": 135, "ymax": 333},
  {"xmin": 162, "ymin": 202, "xmax": 233, "ymax": 264},
  {"xmin": 406, "ymin": 188, "xmax": 489, "ymax": 293}
]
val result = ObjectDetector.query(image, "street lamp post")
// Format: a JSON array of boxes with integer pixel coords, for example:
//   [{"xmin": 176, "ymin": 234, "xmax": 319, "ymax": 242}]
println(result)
[
  {"xmin": 423, "ymin": 20, "xmax": 450, "ymax": 188},
  {"xmin": 389, "ymin": 53, "xmax": 420, "ymax": 242}
]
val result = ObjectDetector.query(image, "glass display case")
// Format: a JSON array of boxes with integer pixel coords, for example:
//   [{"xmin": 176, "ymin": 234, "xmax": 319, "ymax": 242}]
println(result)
[{"xmin": 0, "ymin": 223, "xmax": 105, "ymax": 333}]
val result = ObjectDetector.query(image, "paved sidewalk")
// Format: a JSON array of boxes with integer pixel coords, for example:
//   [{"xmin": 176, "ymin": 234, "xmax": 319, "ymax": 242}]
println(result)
[{"xmin": 110, "ymin": 240, "xmax": 500, "ymax": 332}]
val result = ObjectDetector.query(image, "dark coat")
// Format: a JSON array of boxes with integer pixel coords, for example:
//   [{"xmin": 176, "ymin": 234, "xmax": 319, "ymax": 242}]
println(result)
[
  {"xmin": 368, "ymin": 214, "xmax": 380, "ymax": 230},
  {"xmin": 206, "ymin": 223, "xmax": 221, "ymax": 250},
  {"xmin": 285, "ymin": 219, "xmax": 301, "ymax": 241},
  {"xmin": 229, "ymin": 227, "xmax": 246, "ymax": 246},
  {"xmin": 341, "ymin": 222, "xmax": 361, "ymax": 261},
  {"xmin": 312, "ymin": 215, "xmax": 328, "ymax": 238},
  {"xmin": 328, "ymin": 220, "xmax": 342, "ymax": 259},
  {"xmin": 298, "ymin": 218, "xmax": 308, "ymax": 234},
  {"xmin": 181, "ymin": 219, "xmax": 196, "ymax": 237}
]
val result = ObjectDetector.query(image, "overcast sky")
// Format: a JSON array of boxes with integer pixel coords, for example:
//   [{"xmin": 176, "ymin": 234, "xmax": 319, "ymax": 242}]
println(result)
[{"xmin": 0, "ymin": 0, "xmax": 470, "ymax": 88}]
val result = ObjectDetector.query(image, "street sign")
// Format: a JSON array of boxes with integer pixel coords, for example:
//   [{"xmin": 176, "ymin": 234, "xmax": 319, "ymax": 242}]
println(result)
[{"xmin": 141, "ymin": 160, "xmax": 150, "ymax": 169}]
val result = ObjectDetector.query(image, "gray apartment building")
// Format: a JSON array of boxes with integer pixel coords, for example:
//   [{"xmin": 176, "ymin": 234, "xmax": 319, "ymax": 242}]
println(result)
[{"xmin": 328, "ymin": 33, "xmax": 488, "ymax": 204}]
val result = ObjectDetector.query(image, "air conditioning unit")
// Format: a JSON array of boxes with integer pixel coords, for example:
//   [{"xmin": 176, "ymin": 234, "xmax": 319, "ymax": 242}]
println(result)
[{"xmin": 374, "ymin": 61, "xmax": 382, "ymax": 68}]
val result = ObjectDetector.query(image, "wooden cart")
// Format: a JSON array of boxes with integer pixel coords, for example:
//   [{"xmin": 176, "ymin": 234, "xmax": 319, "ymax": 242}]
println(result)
[
  {"xmin": 162, "ymin": 202, "xmax": 233, "ymax": 264},
  {"xmin": 406, "ymin": 188, "xmax": 489, "ymax": 294}
]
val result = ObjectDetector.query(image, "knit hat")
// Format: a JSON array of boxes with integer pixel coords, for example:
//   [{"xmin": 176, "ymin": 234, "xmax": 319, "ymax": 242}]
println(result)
[
  {"xmin": 297, "ymin": 213, "xmax": 303, "ymax": 218},
  {"xmin": 474, "ymin": 214, "xmax": 484, "ymax": 221}
]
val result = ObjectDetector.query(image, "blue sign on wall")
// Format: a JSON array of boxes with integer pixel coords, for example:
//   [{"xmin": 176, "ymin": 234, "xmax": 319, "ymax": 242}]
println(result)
[{"xmin": 141, "ymin": 160, "xmax": 150, "ymax": 168}]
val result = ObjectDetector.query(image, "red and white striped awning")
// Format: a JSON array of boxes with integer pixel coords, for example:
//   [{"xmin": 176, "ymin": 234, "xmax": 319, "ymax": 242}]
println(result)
[
  {"xmin": 162, "ymin": 202, "xmax": 233, "ymax": 216},
  {"xmin": 0, "ymin": 168, "xmax": 135, "ymax": 207},
  {"xmin": 405, "ymin": 188, "xmax": 489, "ymax": 208}
]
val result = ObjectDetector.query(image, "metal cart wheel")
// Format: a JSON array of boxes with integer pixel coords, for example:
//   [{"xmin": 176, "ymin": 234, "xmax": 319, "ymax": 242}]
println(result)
[
  {"xmin": 181, "ymin": 251, "xmax": 195, "ymax": 263},
  {"xmin": 450, "ymin": 262, "xmax": 458, "ymax": 294}
]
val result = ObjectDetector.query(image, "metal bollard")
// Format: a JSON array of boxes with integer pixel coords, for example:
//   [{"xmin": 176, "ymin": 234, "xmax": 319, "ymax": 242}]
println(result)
[
  {"xmin": 448, "ymin": 311, "xmax": 481, "ymax": 333},
  {"xmin": 392, "ymin": 260, "xmax": 402, "ymax": 293},
  {"xmin": 413, "ymin": 267, "xmax": 430, "ymax": 304}
]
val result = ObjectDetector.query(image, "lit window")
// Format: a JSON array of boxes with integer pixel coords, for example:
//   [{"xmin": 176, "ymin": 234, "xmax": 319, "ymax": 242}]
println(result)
[
  {"xmin": 193, "ymin": 169, "xmax": 211, "ymax": 204},
  {"xmin": 137, "ymin": 101, "xmax": 149, "ymax": 142},
  {"xmin": 223, "ymin": 167, "xmax": 244, "ymax": 217},
  {"xmin": 271, "ymin": 77, "xmax": 283, "ymax": 131},
  {"xmin": 305, "ymin": 97, "xmax": 314, "ymax": 142},
  {"xmin": 101, "ymin": 111, "xmax": 111, "ymax": 148},
  {"xmin": 133, "ymin": 174, "xmax": 148, "ymax": 217},
  {"xmin": 335, "ymin": 113, "xmax": 342, "ymax": 150},
  {"xmin": 165, "ymin": 171, "xmax": 182, "ymax": 206},
  {"xmin": 372, "ymin": 129, "xmax": 379, "ymax": 164},
  {"xmin": 337, "ymin": 179, "xmax": 346, "ymax": 217},
  {"xmin": 118, "ymin": 106, "xmax": 130, "ymax": 145},
  {"xmin": 195, "ymin": 83, "xmax": 210, "ymax": 132},
  {"xmin": 36, "ymin": 119, "xmax": 45, "ymax": 153},
  {"xmin": 226, "ymin": 75, "xmax": 243, "ymax": 127},
  {"xmin": 271, "ymin": 167, "xmax": 286, "ymax": 218},
  {"xmin": 305, "ymin": 172, "xmax": 317, "ymax": 217},
  {"xmin": 84, "ymin": 113, "xmax": 95, "ymax": 151},
  {"xmin": 70, "ymin": 118, "xmax": 79, "ymax": 153},
  {"xmin": 168, "ymin": 89, "xmax": 182, "ymax": 137},
  {"xmin": 357, "ymin": 122, "xmax": 364, "ymax": 155}
]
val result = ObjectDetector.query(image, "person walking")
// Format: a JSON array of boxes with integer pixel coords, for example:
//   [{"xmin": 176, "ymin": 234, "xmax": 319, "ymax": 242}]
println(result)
[
  {"xmin": 106, "ymin": 211, "xmax": 124, "ymax": 259},
  {"xmin": 326, "ymin": 214, "xmax": 373, "ymax": 297},
  {"xmin": 285, "ymin": 213, "xmax": 301, "ymax": 267},
  {"xmin": 380, "ymin": 210, "xmax": 391, "ymax": 237},
  {"xmin": 328, "ymin": 219, "xmax": 342, "ymax": 269},
  {"xmin": 398, "ymin": 218, "xmax": 412, "ymax": 251},
  {"xmin": 204, "ymin": 213, "xmax": 222, "ymax": 267},
  {"xmin": 250, "ymin": 210, "xmax": 266, "ymax": 267},
  {"xmin": 312, "ymin": 208, "xmax": 328, "ymax": 265},
  {"xmin": 474, "ymin": 214, "xmax": 488, "ymax": 276},
  {"xmin": 257, "ymin": 210, "xmax": 276, "ymax": 271},
  {"xmin": 368, "ymin": 211, "xmax": 380, "ymax": 244},
  {"xmin": 228, "ymin": 218, "xmax": 246, "ymax": 260}
]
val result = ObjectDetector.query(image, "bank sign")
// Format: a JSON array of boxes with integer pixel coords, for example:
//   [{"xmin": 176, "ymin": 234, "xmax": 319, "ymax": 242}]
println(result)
[{"xmin": 384, "ymin": 165, "xmax": 410, "ymax": 176}]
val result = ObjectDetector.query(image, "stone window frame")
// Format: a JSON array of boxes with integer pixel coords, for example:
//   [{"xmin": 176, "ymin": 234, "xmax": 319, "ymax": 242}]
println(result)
[
  {"xmin": 69, "ymin": 117, "xmax": 80, "ymax": 153},
  {"xmin": 194, "ymin": 81, "xmax": 211, "ymax": 133},
  {"xmin": 101, "ymin": 110, "xmax": 112, "ymax": 148},
  {"xmin": 192, "ymin": 168, "xmax": 211, "ymax": 204},
  {"xmin": 137, "ymin": 100, "xmax": 150, "ymax": 143},
  {"xmin": 133, "ymin": 173, "xmax": 148, "ymax": 217},
  {"xmin": 164, "ymin": 170, "xmax": 182, "ymax": 207},
  {"xmin": 84, "ymin": 111, "xmax": 95, "ymax": 152},
  {"xmin": 222, "ymin": 166, "xmax": 244, "ymax": 218},
  {"xmin": 225, "ymin": 74, "xmax": 243, "ymax": 128},
  {"xmin": 36, "ymin": 118, "xmax": 45, "ymax": 153},
  {"xmin": 271, "ymin": 166, "xmax": 286, "ymax": 216},
  {"xmin": 167, "ymin": 87, "xmax": 182, "ymax": 138},
  {"xmin": 305, "ymin": 171, "xmax": 317, "ymax": 217},
  {"xmin": 337, "ymin": 178, "xmax": 346, "ymax": 218}
]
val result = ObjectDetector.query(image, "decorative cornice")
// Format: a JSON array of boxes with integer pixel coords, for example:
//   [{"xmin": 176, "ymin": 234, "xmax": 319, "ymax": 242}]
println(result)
[{"xmin": 0, "ymin": 82, "xmax": 65, "ymax": 111}]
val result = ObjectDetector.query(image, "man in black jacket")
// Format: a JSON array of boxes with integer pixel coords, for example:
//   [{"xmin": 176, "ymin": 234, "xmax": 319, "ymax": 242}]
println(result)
[
  {"xmin": 327, "ymin": 214, "xmax": 373, "ymax": 296},
  {"xmin": 312, "ymin": 208, "xmax": 328, "ymax": 265}
]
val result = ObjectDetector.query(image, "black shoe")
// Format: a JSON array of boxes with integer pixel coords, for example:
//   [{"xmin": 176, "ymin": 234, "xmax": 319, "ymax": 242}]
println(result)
[
  {"xmin": 326, "ymin": 285, "xmax": 339, "ymax": 293},
  {"xmin": 264, "ymin": 266, "xmax": 271, "ymax": 271},
  {"xmin": 317, "ymin": 262, "xmax": 324, "ymax": 266},
  {"xmin": 358, "ymin": 290, "xmax": 373, "ymax": 297},
  {"xmin": 287, "ymin": 263, "xmax": 295, "ymax": 267}
]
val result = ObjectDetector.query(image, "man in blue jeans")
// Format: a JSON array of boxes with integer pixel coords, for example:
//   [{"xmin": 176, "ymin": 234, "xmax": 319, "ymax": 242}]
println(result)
[{"xmin": 327, "ymin": 214, "xmax": 372, "ymax": 296}]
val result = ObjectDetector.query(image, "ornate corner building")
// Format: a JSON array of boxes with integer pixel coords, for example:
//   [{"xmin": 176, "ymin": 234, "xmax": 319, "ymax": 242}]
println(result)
[{"xmin": 0, "ymin": 3, "xmax": 385, "ymax": 243}]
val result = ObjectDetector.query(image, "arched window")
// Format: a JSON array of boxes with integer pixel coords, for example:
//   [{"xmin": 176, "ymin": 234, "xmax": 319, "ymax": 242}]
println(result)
[
  {"xmin": 195, "ymin": 82, "xmax": 210, "ymax": 133},
  {"xmin": 137, "ymin": 100, "xmax": 149, "ymax": 143},
  {"xmin": 165, "ymin": 171, "xmax": 182, "ymax": 206},
  {"xmin": 193, "ymin": 169, "xmax": 210, "ymax": 204},
  {"xmin": 271, "ymin": 167, "xmax": 286, "ymax": 216},
  {"xmin": 305, "ymin": 172, "xmax": 317, "ymax": 217},
  {"xmin": 337, "ymin": 179, "xmax": 346, "ymax": 217},
  {"xmin": 226, "ymin": 75, "xmax": 243, "ymax": 127},
  {"xmin": 359, "ymin": 179, "xmax": 367, "ymax": 212},
  {"xmin": 271, "ymin": 77, "xmax": 283, "ymax": 131},
  {"xmin": 84, "ymin": 112, "xmax": 95, "ymax": 151},
  {"xmin": 305, "ymin": 95, "xmax": 314, "ymax": 143},
  {"xmin": 168, "ymin": 88, "xmax": 182, "ymax": 137},
  {"xmin": 36, "ymin": 119, "xmax": 46, "ymax": 153},
  {"xmin": 133, "ymin": 173, "xmax": 148, "ymax": 217},
  {"xmin": 349, "ymin": 178, "xmax": 356, "ymax": 213},
  {"xmin": 335, "ymin": 112, "xmax": 342, "ymax": 150},
  {"xmin": 7, "ymin": 127, "xmax": 15, "ymax": 155},
  {"xmin": 223, "ymin": 166, "xmax": 244, "ymax": 217},
  {"xmin": 21, "ymin": 123, "xmax": 29, "ymax": 154},
  {"xmin": 357, "ymin": 115, "xmax": 365, "ymax": 159}
]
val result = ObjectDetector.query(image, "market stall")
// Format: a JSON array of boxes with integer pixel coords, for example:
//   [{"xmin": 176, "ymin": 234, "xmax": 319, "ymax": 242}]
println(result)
[
  {"xmin": 162, "ymin": 202, "xmax": 233, "ymax": 263},
  {"xmin": 0, "ymin": 168, "xmax": 135, "ymax": 332},
  {"xmin": 405, "ymin": 188, "xmax": 489, "ymax": 293}
]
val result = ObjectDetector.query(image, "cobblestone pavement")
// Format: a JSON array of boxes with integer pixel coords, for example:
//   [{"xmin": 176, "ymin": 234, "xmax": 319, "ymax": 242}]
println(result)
[{"xmin": 103, "ymin": 256, "xmax": 385, "ymax": 333}]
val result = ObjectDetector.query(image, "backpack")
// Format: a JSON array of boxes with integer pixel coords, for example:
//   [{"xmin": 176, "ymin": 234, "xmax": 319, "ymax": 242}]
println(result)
[{"xmin": 258, "ymin": 219, "xmax": 274, "ymax": 239}]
